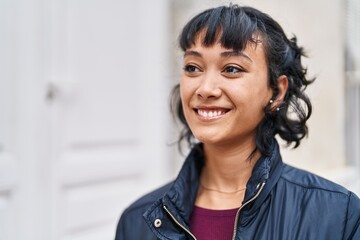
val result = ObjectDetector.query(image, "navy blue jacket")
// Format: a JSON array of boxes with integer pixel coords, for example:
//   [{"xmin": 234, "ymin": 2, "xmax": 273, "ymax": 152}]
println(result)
[{"xmin": 116, "ymin": 141, "xmax": 360, "ymax": 239}]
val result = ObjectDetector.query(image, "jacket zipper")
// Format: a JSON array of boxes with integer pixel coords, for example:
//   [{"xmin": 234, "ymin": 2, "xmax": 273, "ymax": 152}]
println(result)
[
  {"xmin": 232, "ymin": 182, "xmax": 266, "ymax": 240},
  {"xmin": 163, "ymin": 205, "xmax": 197, "ymax": 240},
  {"xmin": 163, "ymin": 181, "xmax": 265, "ymax": 240}
]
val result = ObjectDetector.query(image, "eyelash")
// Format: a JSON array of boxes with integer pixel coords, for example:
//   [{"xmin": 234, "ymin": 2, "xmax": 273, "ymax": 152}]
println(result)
[
  {"xmin": 223, "ymin": 65, "xmax": 244, "ymax": 74},
  {"xmin": 183, "ymin": 64, "xmax": 201, "ymax": 73},
  {"xmin": 183, "ymin": 64, "xmax": 245, "ymax": 75}
]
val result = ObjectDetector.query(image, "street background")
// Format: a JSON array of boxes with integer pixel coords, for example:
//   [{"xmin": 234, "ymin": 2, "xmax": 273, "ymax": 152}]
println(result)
[{"xmin": 0, "ymin": 0, "xmax": 359, "ymax": 239}]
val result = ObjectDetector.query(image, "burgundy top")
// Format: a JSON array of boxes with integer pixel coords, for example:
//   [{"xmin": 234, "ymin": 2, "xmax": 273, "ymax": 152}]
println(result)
[{"xmin": 189, "ymin": 206, "xmax": 239, "ymax": 240}]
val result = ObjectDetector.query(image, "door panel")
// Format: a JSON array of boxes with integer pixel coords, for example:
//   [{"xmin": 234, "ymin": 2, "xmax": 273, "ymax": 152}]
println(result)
[
  {"xmin": 50, "ymin": 0, "xmax": 170, "ymax": 239},
  {"xmin": 0, "ymin": 2, "xmax": 19, "ymax": 236},
  {"xmin": 0, "ymin": 154, "xmax": 17, "ymax": 240}
]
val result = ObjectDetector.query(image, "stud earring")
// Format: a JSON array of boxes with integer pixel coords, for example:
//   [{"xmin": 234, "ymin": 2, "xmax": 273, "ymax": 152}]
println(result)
[
  {"xmin": 269, "ymin": 99, "xmax": 274, "ymax": 104},
  {"xmin": 276, "ymin": 107, "xmax": 280, "ymax": 111}
]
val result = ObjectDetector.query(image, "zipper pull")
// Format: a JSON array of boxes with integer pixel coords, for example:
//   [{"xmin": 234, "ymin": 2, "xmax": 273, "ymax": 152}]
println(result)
[{"xmin": 163, "ymin": 205, "xmax": 197, "ymax": 240}]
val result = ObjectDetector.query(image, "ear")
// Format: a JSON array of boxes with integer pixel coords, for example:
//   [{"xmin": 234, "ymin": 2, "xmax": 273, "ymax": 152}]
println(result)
[
  {"xmin": 275, "ymin": 75, "xmax": 288, "ymax": 102},
  {"xmin": 270, "ymin": 75, "xmax": 288, "ymax": 110}
]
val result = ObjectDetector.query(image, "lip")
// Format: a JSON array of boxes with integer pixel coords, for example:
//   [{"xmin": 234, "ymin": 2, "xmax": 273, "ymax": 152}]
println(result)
[{"xmin": 194, "ymin": 106, "xmax": 231, "ymax": 121}]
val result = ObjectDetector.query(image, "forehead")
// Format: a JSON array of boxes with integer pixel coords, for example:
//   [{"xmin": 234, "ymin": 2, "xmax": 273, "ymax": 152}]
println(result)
[
  {"xmin": 186, "ymin": 30, "xmax": 266, "ymax": 62},
  {"xmin": 181, "ymin": 15, "xmax": 264, "ymax": 48},
  {"xmin": 187, "ymin": 28, "xmax": 264, "ymax": 50}
]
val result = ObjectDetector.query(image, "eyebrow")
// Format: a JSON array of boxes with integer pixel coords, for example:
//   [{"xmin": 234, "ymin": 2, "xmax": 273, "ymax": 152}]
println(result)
[
  {"xmin": 184, "ymin": 50, "xmax": 253, "ymax": 62},
  {"xmin": 221, "ymin": 51, "xmax": 253, "ymax": 62},
  {"xmin": 184, "ymin": 50, "xmax": 202, "ymax": 57}
]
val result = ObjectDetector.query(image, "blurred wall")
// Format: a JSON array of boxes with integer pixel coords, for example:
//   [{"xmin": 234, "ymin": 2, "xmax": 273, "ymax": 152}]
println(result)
[
  {"xmin": 1, "ymin": 0, "xmax": 173, "ymax": 239},
  {"xmin": 0, "ymin": 1, "xmax": 359, "ymax": 240}
]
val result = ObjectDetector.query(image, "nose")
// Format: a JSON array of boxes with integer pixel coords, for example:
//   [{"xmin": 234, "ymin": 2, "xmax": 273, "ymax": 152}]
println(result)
[{"xmin": 195, "ymin": 74, "xmax": 222, "ymax": 99}]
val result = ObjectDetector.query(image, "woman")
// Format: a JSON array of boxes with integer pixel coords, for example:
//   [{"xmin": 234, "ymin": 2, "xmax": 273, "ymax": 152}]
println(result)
[{"xmin": 116, "ymin": 5, "xmax": 360, "ymax": 240}]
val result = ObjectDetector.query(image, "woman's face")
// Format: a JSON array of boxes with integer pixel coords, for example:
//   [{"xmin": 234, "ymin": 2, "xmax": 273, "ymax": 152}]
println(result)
[{"xmin": 180, "ymin": 35, "xmax": 273, "ymax": 148}]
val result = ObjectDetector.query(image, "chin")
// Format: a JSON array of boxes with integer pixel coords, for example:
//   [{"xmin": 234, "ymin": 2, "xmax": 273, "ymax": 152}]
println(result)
[{"xmin": 194, "ymin": 134, "xmax": 224, "ymax": 145}]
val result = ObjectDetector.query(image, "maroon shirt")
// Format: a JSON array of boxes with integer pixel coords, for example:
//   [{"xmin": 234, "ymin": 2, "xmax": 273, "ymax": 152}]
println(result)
[{"xmin": 189, "ymin": 206, "xmax": 239, "ymax": 240}]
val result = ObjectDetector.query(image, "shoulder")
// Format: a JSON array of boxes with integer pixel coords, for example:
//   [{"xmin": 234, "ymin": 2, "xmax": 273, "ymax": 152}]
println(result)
[
  {"xmin": 115, "ymin": 182, "xmax": 173, "ymax": 240},
  {"xmin": 280, "ymin": 163, "xmax": 350, "ymax": 195},
  {"xmin": 278, "ymin": 164, "xmax": 360, "ymax": 238},
  {"xmin": 279, "ymin": 164, "xmax": 360, "ymax": 220},
  {"xmin": 121, "ymin": 181, "xmax": 173, "ymax": 220}
]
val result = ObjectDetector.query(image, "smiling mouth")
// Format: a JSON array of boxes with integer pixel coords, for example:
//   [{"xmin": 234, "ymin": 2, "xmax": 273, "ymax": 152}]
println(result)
[{"xmin": 195, "ymin": 108, "xmax": 230, "ymax": 119}]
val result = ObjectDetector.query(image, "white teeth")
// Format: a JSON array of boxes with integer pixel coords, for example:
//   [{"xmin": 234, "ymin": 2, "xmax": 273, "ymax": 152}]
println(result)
[{"xmin": 198, "ymin": 109, "xmax": 225, "ymax": 118}]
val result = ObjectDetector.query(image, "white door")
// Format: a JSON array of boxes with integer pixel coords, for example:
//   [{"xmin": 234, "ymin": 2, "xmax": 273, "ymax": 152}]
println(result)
[
  {"xmin": 48, "ymin": 0, "xmax": 172, "ymax": 239},
  {"xmin": 1, "ymin": 0, "xmax": 171, "ymax": 239},
  {"xmin": 0, "ymin": 54, "xmax": 18, "ymax": 240},
  {"xmin": 0, "ymin": 1, "xmax": 42, "ymax": 239}
]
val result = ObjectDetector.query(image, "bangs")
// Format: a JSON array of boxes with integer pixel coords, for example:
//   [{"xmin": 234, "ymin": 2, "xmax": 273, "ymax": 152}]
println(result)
[{"xmin": 179, "ymin": 5, "xmax": 263, "ymax": 51}]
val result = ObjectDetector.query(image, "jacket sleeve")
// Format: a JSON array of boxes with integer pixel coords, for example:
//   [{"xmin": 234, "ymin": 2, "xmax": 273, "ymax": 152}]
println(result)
[
  {"xmin": 343, "ymin": 192, "xmax": 360, "ymax": 240},
  {"xmin": 115, "ymin": 210, "xmax": 127, "ymax": 240}
]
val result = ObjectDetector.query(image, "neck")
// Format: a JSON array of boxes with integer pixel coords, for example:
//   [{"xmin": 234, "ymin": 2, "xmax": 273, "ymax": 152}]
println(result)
[
  {"xmin": 201, "ymin": 140, "xmax": 260, "ymax": 193},
  {"xmin": 195, "ymin": 141, "xmax": 261, "ymax": 209}
]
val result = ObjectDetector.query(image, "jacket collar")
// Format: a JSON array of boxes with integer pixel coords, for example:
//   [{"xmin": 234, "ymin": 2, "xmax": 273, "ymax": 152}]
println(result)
[
  {"xmin": 145, "ymin": 139, "xmax": 283, "ymax": 232},
  {"xmin": 243, "ymin": 139, "xmax": 284, "ymax": 212},
  {"xmin": 162, "ymin": 145, "xmax": 204, "ymax": 223}
]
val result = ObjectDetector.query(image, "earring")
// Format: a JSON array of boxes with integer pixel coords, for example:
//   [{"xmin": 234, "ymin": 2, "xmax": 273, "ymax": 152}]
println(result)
[
  {"xmin": 276, "ymin": 107, "xmax": 280, "ymax": 111},
  {"xmin": 269, "ymin": 99, "xmax": 274, "ymax": 104}
]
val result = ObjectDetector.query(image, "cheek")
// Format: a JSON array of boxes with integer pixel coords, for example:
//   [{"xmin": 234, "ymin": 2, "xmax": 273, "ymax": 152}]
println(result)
[
  {"xmin": 246, "ymin": 74, "xmax": 272, "ymax": 102},
  {"xmin": 179, "ymin": 81, "xmax": 192, "ymax": 115},
  {"xmin": 179, "ymin": 81, "xmax": 187, "ymax": 105},
  {"xmin": 230, "ymin": 83, "xmax": 270, "ymax": 113},
  {"xmin": 179, "ymin": 78, "xmax": 195, "ymax": 104}
]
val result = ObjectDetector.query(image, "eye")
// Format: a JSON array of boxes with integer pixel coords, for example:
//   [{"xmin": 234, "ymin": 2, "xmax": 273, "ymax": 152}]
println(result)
[
  {"xmin": 183, "ymin": 64, "xmax": 201, "ymax": 73},
  {"xmin": 223, "ymin": 65, "xmax": 243, "ymax": 74}
]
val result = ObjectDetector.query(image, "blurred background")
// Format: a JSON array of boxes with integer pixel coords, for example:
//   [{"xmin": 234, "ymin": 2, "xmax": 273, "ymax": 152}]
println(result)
[{"xmin": 0, "ymin": 0, "xmax": 359, "ymax": 239}]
